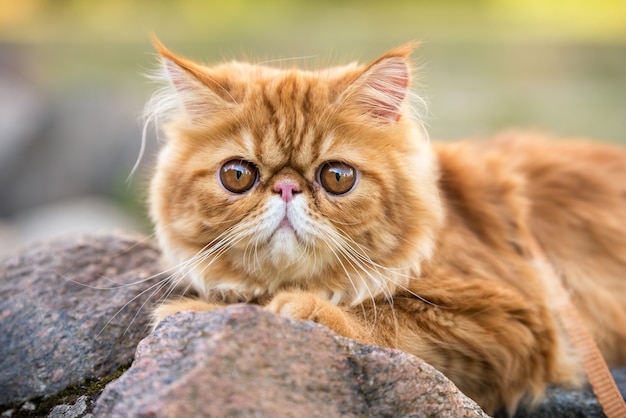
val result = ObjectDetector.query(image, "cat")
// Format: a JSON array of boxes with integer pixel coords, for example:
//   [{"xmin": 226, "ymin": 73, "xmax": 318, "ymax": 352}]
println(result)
[{"xmin": 145, "ymin": 38, "xmax": 626, "ymax": 416}]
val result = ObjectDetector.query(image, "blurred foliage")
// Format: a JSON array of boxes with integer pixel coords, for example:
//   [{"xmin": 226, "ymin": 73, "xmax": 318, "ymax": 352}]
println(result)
[
  {"xmin": 1, "ymin": 0, "xmax": 625, "ymax": 44},
  {"xmin": 0, "ymin": 0, "xmax": 624, "ymax": 232},
  {"xmin": 1, "ymin": 0, "xmax": 625, "ymax": 143},
  {"xmin": 1, "ymin": 0, "xmax": 624, "ymax": 140}
]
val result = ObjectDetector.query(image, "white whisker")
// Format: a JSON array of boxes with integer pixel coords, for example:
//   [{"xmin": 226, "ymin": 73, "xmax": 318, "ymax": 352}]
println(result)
[{"xmin": 96, "ymin": 272, "xmax": 169, "ymax": 337}]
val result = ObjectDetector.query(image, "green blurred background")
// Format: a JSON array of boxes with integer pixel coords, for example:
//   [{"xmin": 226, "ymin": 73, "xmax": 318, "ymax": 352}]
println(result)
[{"xmin": 0, "ymin": 0, "xmax": 625, "ymax": 254}]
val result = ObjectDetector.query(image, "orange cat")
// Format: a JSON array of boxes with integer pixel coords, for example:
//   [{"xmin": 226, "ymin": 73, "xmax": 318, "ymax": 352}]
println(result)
[{"xmin": 146, "ymin": 39, "xmax": 626, "ymax": 415}]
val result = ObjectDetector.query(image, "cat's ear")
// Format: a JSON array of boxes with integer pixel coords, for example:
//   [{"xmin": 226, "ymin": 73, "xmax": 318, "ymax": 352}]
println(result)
[
  {"xmin": 152, "ymin": 36, "xmax": 234, "ymax": 120},
  {"xmin": 340, "ymin": 43, "xmax": 416, "ymax": 122}
]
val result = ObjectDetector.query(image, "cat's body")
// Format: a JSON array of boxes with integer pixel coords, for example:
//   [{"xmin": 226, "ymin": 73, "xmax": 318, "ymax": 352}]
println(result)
[{"xmin": 147, "ymin": 40, "xmax": 626, "ymax": 415}]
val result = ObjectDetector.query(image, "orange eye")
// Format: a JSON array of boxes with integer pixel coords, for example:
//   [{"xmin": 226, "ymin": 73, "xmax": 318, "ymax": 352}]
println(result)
[
  {"xmin": 219, "ymin": 160, "xmax": 258, "ymax": 194},
  {"xmin": 318, "ymin": 161, "xmax": 357, "ymax": 195}
]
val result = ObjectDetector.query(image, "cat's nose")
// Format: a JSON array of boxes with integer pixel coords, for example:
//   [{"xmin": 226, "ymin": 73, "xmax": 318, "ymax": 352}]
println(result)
[{"xmin": 273, "ymin": 181, "xmax": 301, "ymax": 203}]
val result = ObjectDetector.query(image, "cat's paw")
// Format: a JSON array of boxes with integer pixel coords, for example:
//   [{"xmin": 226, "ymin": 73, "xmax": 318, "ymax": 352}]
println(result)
[
  {"xmin": 266, "ymin": 291, "xmax": 365, "ymax": 341},
  {"xmin": 152, "ymin": 297, "xmax": 223, "ymax": 329},
  {"xmin": 266, "ymin": 291, "xmax": 326, "ymax": 322}
]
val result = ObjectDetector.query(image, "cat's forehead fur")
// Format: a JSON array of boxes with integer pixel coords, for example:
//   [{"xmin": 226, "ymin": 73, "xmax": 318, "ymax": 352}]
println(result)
[
  {"xmin": 153, "ymin": 39, "xmax": 420, "ymax": 173},
  {"xmin": 204, "ymin": 60, "xmax": 360, "ymax": 81},
  {"xmin": 153, "ymin": 37, "xmax": 416, "ymax": 106}
]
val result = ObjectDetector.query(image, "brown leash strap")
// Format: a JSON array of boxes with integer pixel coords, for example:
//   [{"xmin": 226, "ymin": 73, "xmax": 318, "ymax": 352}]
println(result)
[{"xmin": 528, "ymin": 234, "xmax": 626, "ymax": 418}]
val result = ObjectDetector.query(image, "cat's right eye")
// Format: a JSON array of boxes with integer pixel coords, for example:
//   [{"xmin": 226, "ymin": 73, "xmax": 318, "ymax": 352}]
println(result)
[{"xmin": 219, "ymin": 159, "xmax": 258, "ymax": 194}]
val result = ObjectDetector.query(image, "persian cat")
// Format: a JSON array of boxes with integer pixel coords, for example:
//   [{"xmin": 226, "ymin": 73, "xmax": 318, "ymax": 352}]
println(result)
[{"xmin": 146, "ymin": 39, "xmax": 626, "ymax": 415}]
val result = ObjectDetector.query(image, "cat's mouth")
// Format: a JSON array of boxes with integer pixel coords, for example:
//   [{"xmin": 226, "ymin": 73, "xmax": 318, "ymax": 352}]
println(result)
[
  {"xmin": 265, "ymin": 199, "xmax": 309, "ymax": 250},
  {"xmin": 278, "ymin": 215, "xmax": 294, "ymax": 230},
  {"xmin": 267, "ymin": 209, "xmax": 309, "ymax": 253},
  {"xmin": 271, "ymin": 215, "xmax": 299, "ymax": 243}
]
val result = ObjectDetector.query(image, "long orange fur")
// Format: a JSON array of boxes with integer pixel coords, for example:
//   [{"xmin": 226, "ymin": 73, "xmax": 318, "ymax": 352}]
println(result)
[{"xmin": 147, "ymin": 39, "xmax": 626, "ymax": 415}]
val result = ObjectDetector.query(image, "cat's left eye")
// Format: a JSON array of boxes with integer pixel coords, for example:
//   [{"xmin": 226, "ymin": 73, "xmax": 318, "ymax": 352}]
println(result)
[
  {"xmin": 219, "ymin": 159, "xmax": 258, "ymax": 194},
  {"xmin": 318, "ymin": 161, "xmax": 357, "ymax": 195}
]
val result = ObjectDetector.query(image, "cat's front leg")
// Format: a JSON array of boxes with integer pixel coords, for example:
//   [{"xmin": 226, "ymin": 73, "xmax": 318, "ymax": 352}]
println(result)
[
  {"xmin": 266, "ymin": 291, "xmax": 375, "ymax": 345},
  {"xmin": 152, "ymin": 297, "xmax": 224, "ymax": 329}
]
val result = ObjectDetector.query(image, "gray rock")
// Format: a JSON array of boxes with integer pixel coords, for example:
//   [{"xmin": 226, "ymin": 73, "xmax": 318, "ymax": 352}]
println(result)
[
  {"xmin": 0, "ymin": 232, "xmax": 165, "ymax": 406},
  {"xmin": 516, "ymin": 368, "xmax": 626, "ymax": 417},
  {"xmin": 94, "ymin": 305, "xmax": 489, "ymax": 418},
  {"xmin": 48, "ymin": 396, "xmax": 91, "ymax": 418},
  {"xmin": 0, "ymin": 46, "xmax": 48, "ymax": 209},
  {"xmin": 0, "ymin": 231, "xmax": 624, "ymax": 417},
  {"xmin": 0, "ymin": 86, "xmax": 149, "ymax": 217},
  {"xmin": 0, "ymin": 196, "xmax": 145, "ymax": 258}
]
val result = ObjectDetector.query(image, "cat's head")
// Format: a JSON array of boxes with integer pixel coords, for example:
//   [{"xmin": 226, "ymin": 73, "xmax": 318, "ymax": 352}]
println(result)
[{"xmin": 147, "ymin": 39, "xmax": 442, "ymax": 306}]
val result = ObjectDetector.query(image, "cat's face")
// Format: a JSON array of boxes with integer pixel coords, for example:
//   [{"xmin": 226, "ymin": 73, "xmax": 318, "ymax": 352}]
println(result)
[{"xmin": 148, "ymin": 40, "xmax": 442, "ymax": 305}]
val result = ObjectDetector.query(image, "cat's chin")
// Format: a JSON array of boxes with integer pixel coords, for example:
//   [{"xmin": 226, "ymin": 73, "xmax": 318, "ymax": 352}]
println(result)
[{"xmin": 269, "ymin": 227, "xmax": 303, "ymax": 264}]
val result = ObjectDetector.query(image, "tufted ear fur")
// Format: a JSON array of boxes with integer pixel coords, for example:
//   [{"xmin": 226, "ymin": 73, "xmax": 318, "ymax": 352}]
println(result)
[
  {"xmin": 340, "ymin": 43, "xmax": 415, "ymax": 122},
  {"xmin": 152, "ymin": 36, "xmax": 234, "ymax": 121}
]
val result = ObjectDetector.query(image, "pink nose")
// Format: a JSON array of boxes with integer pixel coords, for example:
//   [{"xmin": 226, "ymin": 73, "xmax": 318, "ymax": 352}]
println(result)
[{"xmin": 273, "ymin": 181, "xmax": 301, "ymax": 202}]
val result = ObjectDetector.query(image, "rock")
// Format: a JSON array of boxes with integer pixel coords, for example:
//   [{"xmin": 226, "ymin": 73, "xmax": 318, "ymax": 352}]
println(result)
[
  {"xmin": 0, "ymin": 232, "xmax": 165, "ymax": 406},
  {"xmin": 0, "ymin": 45, "xmax": 48, "ymax": 214},
  {"xmin": 94, "ymin": 305, "xmax": 488, "ymax": 418},
  {"xmin": 0, "ymin": 85, "xmax": 150, "ymax": 217},
  {"xmin": 0, "ymin": 231, "xmax": 624, "ymax": 417},
  {"xmin": 48, "ymin": 396, "xmax": 93, "ymax": 418},
  {"xmin": 0, "ymin": 220, "xmax": 17, "ymax": 258},
  {"xmin": 0, "ymin": 196, "xmax": 145, "ymax": 258},
  {"xmin": 517, "ymin": 368, "xmax": 626, "ymax": 418}
]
